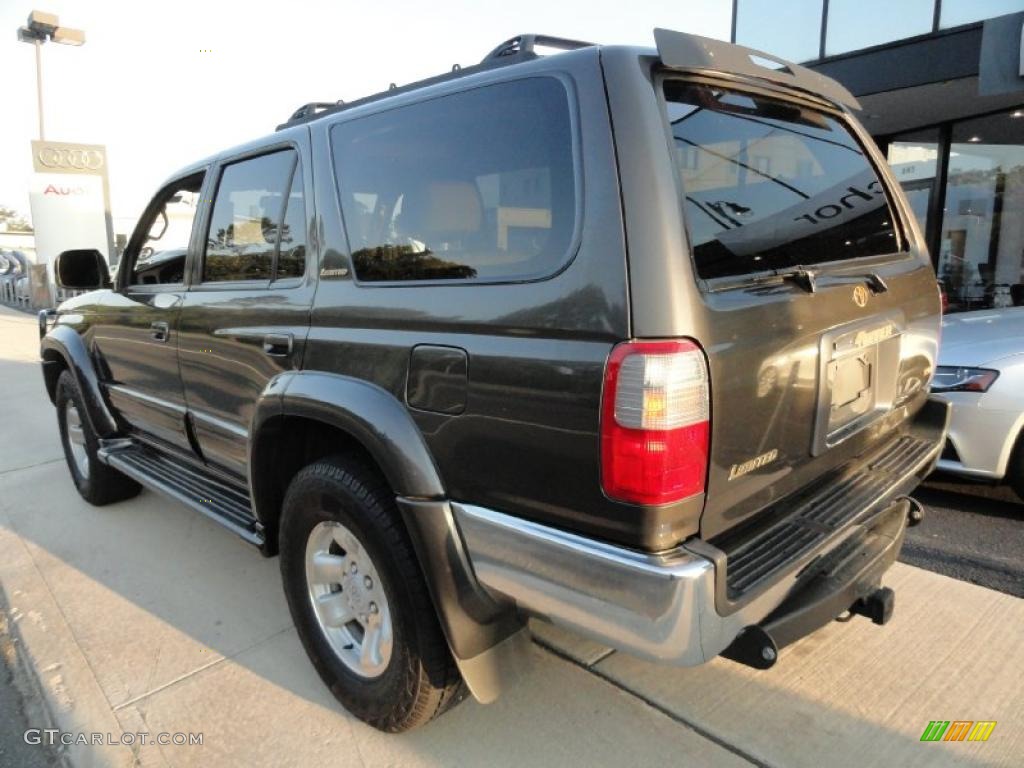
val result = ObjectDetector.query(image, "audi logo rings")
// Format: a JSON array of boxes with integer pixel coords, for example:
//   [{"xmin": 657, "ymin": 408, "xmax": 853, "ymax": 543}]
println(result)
[{"xmin": 36, "ymin": 147, "xmax": 104, "ymax": 171}]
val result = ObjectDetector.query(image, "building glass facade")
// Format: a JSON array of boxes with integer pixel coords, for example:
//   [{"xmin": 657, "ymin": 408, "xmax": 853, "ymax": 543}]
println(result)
[{"xmin": 734, "ymin": 0, "xmax": 1024, "ymax": 60}]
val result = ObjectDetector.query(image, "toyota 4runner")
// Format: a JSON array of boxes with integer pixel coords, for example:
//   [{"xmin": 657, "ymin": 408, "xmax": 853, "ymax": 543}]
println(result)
[{"xmin": 40, "ymin": 29, "xmax": 948, "ymax": 732}]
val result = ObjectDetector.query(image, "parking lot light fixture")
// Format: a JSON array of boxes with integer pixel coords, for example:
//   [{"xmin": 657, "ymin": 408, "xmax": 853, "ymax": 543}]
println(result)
[{"xmin": 16, "ymin": 10, "xmax": 87, "ymax": 140}]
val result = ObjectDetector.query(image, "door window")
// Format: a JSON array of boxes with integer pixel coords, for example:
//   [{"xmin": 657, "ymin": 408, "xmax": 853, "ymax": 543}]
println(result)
[
  {"xmin": 203, "ymin": 150, "xmax": 304, "ymax": 283},
  {"xmin": 129, "ymin": 173, "xmax": 204, "ymax": 286}
]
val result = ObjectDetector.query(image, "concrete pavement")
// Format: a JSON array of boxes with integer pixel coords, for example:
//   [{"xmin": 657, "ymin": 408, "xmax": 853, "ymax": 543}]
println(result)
[{"xmin": 1, "ymin": 303, "xmax": 1022, "ymax": 767}]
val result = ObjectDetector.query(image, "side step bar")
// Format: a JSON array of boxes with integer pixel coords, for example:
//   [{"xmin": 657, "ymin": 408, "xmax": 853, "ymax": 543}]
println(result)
[{"xmin": 98, "ymin": 441, "xmax": 264, "ymax": 546}]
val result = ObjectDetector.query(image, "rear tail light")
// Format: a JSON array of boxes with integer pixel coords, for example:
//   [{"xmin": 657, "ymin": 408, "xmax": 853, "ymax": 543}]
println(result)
[{"xmin": 600, "ymin": 340, "xmax": 710, "ymax": 505}]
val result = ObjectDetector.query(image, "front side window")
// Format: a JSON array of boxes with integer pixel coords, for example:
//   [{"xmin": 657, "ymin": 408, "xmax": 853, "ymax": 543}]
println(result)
[
  {"xmin": 203, "ymin": 150, "xmax": 304, "ymax": 283},
  {"xmin": 330, "ymin": 77, "xmax": 576, "ymax": 283},
  {"xmin": 129, "ymin": 174, "xmax": 204, "ymax": 286},
  {"xmin": 665, "ymin": 83, "xmax": 900, "ymax": 280}
]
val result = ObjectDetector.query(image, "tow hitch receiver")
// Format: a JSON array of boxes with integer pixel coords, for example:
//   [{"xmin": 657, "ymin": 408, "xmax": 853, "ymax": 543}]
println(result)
[
  {"xmin": 721, "ymin": 500, "xmax": 910, "ymax": 670},
  {"xmin": 849, "ymin": 586, "xmax": 895, "ymax": 626}
]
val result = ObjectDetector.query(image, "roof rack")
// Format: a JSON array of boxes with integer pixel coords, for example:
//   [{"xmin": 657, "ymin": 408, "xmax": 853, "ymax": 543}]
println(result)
[
  {"xmin": 275, "ymin": 33, "xmax": 596, "ymax": 131},
  {"xmin": 481, "ymin": 33, "xmax": 594, "ymax": 61}
]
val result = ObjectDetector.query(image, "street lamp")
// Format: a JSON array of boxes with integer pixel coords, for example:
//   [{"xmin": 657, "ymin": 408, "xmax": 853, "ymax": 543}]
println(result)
[{"xmin": 16, "ymin": 10, "xmax": 86, "ymax": 141}]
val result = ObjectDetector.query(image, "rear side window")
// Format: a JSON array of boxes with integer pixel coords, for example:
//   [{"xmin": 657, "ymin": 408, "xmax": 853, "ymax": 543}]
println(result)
[
  {"xmin": 204, "ymin": 150, "xmax": 305, "ymax": 283},
  {"xmin": 665, "ymin": 83, "xmax": 900, "ymax": 280},
  {"xmin": 330, "ymin": 77, "xmax": 576, "ymax": 283}
]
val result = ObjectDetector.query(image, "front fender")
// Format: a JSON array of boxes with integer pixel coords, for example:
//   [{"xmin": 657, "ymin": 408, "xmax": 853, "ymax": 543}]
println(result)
[{"xmin": 40, "ymin": 324, "xmax": 119, "ymax": 437}]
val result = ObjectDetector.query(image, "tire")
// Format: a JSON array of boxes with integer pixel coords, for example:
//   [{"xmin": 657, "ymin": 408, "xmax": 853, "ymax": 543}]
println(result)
[
  {"xmin": 1008, "ymin": 432, "xmax": 1024, "ymax": 502},
  {"xmin": 279, "ymin": 455, "xmax": 465, "ymax": 732},
  {"xmin": 55, "ymin": 370, "xmax": 141, "ymax": 505}
]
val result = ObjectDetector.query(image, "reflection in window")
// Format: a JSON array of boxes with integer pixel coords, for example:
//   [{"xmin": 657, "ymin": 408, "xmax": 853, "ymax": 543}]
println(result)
[
  {"xmin": 204, "ymin": 151, "xmax": 297, "ymax": 283},
  {"xmin": 276, "ymin": 160, "xmax": 306, "ymax": 279},
  {"xmin": 665, "ymin": 83, "xmax": 899, "ymax": 280},
  {"xmin": 938, "ymin": 111, "xmax": 1024, "ymax": 312},
  {"xmin": 330, "ymin": 78, "xmax": 575, "ymax": 283},
  {"xmin": 825, "ymin": 0, "xmax": 933, "ymax": 56},
  {"xmin": 734, "ymin": 0, "xmax": 823, "ymax": 62},
  {"xmin": 940, "ymin": 0, "xmax": 1024, "ymax": 29},
  {"xmin": 886, "ymin": 130, "xmax": 940, "ymax": 236}
]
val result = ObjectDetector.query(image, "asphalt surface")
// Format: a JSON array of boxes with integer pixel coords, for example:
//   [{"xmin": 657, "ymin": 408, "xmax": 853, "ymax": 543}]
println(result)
[{"xmin": 902, "ymin": 474, "xmax": 1024, "ymax": 597}]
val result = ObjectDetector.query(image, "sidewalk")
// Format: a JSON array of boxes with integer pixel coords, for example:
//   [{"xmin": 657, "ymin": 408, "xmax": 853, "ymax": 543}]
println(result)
[{"xmin": 1, "ymin": 303, "xmax": 1021, "ymax": 767}]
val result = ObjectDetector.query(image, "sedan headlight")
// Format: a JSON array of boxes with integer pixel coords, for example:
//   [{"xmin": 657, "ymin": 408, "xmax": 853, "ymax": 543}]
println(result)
[{"xmin": 931, "ymin": 366, "xmax": 999, "ymax": 393}]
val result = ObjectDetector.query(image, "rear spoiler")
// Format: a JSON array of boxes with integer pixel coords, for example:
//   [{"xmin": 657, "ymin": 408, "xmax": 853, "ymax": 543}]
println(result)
[{"xmin": 653, "ymin": 28, "xmax": 860, "ymax": 111}]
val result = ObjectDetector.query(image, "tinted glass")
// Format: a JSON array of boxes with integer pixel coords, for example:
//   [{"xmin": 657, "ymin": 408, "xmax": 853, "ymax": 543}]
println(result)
[
  {"xmin": 276, "ymin": 159, "xmax": 306, "ymax": 279},
  {"xmin": 204, "ymin": 151, "xmax": 296, "ymax": 282},
  {"xmin": 937, "ymin": 111, "xmax": 1024, "ymax": 312},
  {"xmin": 734, "ymin": 0, "xmax": 823, "ymax": 62},
  {"xmin": 825, "ymin": 0, "xmax": 933, "ymax": 55},
  {"xmin": 131, "ymin": 174, "xmax": 204, "ymax": 286},
  {"xmin": 665, "ymin": 84, "xmax": 899, "ymax": 280},
  {"xmin": 886, "ymin": 129, "xmax": 940, "ymax": 237},
  {"xmin": 940, "ymin": 0, "xmax": 1024, "ymax": 28},
  {"xmin": 331, "ymin": 78, "xmax": 575, "ymax": 282}
]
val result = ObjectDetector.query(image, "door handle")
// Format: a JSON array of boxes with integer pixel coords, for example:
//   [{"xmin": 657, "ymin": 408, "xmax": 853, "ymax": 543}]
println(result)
[
  {"xmin": 262, "ymin": 332, "xmax": 293, "ymax": 357},
  {"xmin": 150, "ymin": 321, "xmax": 170, "ymax": 342}
]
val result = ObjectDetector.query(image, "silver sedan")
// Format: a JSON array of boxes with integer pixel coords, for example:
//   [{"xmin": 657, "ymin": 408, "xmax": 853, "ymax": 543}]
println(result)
[{"xmin": 931, "ymin": 307, "xmax": 1024, "ymax": 500}]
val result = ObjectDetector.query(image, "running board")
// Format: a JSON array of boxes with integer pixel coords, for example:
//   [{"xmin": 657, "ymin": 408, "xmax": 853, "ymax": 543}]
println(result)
[{"xmin": 98, "ymin": 442, "xmax": 264, "ymax": 546}]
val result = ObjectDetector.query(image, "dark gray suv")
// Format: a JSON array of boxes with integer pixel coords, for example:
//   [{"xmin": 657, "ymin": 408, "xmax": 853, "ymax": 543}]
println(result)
[{"xmin": 41, "ymin": 29, "xmax": 947, "ymax": 731}]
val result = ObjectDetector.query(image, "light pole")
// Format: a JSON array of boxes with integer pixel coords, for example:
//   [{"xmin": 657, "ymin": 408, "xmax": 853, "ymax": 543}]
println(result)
[{"xmin": 17, "ymin": 11, "xmax": 86, "ymax": 141}]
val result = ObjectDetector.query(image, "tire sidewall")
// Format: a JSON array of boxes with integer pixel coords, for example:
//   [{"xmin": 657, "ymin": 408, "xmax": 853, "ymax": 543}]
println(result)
[
  {"xmin": 56, "ymin": 372, "xmax": 94, "ymax": 496},
  {"xmin": 279, "ymin": 467, "xmax": 421, "ymax": 724}
]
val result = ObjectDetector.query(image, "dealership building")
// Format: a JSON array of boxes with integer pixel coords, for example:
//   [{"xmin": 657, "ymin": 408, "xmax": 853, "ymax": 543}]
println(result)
[{"xmin": 732, "ymin": 1, "xmax": 1024, "ymax": 312}]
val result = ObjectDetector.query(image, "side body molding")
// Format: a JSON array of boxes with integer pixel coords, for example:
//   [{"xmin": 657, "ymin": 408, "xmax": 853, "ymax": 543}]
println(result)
[
  {"xmin": 248, "ymin": 371, "xmax": 524, "ymax": 702},
  {"xmin": 40, "ymin": 324, "xmax": 119, "ymax": 438}
]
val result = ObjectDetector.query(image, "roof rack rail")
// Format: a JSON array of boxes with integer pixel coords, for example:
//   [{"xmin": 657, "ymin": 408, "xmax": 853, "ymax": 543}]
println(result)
[
  {"xmin": 286, "ymin": 101, "xmax": 344, "ymax": 123},
  {"xmin": 481, "ymin": 33, "xmax": 594, "ymax": 62},
  {"xmin": 275, "ymin": 32, "xmax": 595, "ymax": 132}
]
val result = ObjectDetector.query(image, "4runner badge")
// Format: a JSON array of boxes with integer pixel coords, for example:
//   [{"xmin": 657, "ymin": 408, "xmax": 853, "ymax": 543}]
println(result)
[
  {"xmin": 728, "ymin": 448, "xmax": 779, "ymax": 481},
  {"xmin": 852, "ymin": 284, "xmax": 869, "ymax": 308}
]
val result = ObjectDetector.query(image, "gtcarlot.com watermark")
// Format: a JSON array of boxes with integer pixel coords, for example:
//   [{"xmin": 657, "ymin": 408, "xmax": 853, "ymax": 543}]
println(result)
[{"xmin": 25, "ymin": 729, "xmax": 203, "ymax": 747}]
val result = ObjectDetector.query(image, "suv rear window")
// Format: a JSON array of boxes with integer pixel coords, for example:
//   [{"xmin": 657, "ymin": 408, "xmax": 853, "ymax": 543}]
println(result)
[
  {"xmin": 330, "ymin": 77, "xmax": 576, "ymax": 283},
  {"xmin": 665, "ymin": 83, "xmax": 900, "ymax": 280}
]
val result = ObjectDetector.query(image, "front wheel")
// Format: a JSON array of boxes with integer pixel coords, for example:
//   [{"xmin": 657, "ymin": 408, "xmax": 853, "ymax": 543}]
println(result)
[
  {"xmin": 279, "ymin": 455, "xmax": 465, "ymax": 732},
  {"xmin": 55, "ymin": 370, "xmax": 140, "ymax": 505}
]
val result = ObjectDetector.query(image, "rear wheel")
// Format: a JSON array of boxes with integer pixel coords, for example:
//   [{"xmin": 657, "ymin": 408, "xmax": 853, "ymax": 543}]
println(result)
[
  {"xmin": 279, "ymin": 455, "xmax": 465, "ymax": 732},
  {"xmin": 55, "ymin": 370, "xmax": 140, "ymax": 505}
]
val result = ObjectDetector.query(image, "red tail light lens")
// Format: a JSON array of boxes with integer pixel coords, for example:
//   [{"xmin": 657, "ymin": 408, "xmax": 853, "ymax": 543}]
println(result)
[{"xmin": 600, "ymin": 340, "xmax": 710, "ymax": 505}]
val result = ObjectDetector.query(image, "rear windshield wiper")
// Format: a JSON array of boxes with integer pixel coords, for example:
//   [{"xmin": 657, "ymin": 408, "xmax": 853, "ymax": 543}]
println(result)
[{"xmin": 745, "ymin": 266, "xmax": 819, "ymax": 293}]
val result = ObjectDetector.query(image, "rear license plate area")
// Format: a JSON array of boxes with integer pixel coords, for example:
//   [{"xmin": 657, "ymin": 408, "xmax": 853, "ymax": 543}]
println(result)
[{"xmin": 812, "ymin": 317, "xmax": 901, "ymax": 455}]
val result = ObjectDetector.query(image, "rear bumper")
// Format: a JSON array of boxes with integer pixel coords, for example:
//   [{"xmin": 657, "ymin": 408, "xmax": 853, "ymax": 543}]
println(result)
[{"xmin": 453, "ymin": 398, "xmax": 949, "ymax": 666}]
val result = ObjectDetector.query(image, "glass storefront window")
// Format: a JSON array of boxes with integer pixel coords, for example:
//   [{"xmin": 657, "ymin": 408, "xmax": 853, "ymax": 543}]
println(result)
[
  {"xmin": 734, "ymin": 0, "xmax": 823, "ymax": 62},
  {"xmin": 938, "ymin": 111, "xmax": 1024, "ymax": 312},
  {"xmin": 940, "ymin": 0, "xmax": 1024, "ymax": 29},
  {"xmin": 825, "ymin": 0, "xmax": 934, "ymax": 56},
  {"xmin": 887, "ymin": 130, "xmax": 940, "ymax": 236}
]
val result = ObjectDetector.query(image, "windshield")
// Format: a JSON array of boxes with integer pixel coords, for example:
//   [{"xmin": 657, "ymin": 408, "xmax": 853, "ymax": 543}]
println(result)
[{"xmin": 665, "ymin": 82, "xmax": 901, "ymax": 280}]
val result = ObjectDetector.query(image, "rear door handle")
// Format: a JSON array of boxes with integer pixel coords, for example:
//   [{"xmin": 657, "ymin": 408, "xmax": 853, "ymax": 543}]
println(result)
[
  {"xmin": 263, "ymin": 332, "xmax": 293, "ymax": 357},
  {"xmin": 150, "ymin": 321, "xmax": 170, "ymax": 342}
]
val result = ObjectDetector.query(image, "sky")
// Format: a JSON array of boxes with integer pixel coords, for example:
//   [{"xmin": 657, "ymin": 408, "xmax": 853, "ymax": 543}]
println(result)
[{"xmin": 0, "ymin": 0, "xmax": 732, "ymax": 235}]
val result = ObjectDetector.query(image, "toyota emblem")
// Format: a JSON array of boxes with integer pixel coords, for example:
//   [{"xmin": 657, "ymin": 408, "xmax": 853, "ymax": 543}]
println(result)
[{"xmin": 852, "ymin": 284, "xmax": 869, "ymax": 308}]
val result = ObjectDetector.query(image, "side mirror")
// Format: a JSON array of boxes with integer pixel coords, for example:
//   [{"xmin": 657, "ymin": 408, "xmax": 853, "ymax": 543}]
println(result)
[{"xmin": 54, "ymin": 249, "xmax": 111, "ymax": 291}]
